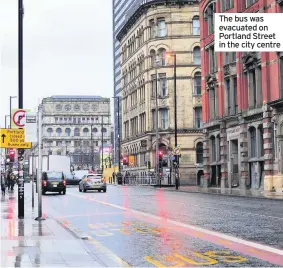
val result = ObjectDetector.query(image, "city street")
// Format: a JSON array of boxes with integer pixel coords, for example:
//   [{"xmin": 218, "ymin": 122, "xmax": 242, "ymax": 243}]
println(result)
[{"xmin": 40, "ymin": 185, "xmax": 283, "ymax": 267}]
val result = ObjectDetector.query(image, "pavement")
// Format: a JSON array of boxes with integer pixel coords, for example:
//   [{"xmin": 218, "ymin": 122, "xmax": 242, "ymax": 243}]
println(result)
[
  {"xmin": 159, "ymin": 185, "xmax": 283, "ymax": 200},
  {"xmin": 1, "ymin": 183, "xmax": 283, "ymax": 267}
]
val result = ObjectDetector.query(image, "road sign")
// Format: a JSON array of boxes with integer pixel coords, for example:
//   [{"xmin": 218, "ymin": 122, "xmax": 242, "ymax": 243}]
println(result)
[
  {"xmin": 11, "ymin": 109, "xmax": 31, "ymax": 128},
  {"xmin": 0, "ymin": 129, "xmax": 32, "ymax": 149},
  {"xmin": 24, "ymin": 112, "xmax": 37, "ymax": 142},
  {"xmin": 173, "ymin": 145, "xmax": 181, "ymax": 155}
]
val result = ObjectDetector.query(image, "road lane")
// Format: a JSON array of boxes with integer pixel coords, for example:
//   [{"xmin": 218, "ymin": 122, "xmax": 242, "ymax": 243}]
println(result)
[{"xmin": 41, "ymin": 185, "xmax": 283, "ymax": 267}]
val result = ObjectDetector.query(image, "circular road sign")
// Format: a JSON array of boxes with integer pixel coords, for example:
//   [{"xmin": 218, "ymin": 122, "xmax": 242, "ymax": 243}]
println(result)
[{"xmin": 13, "ymin": 109, "xmax": 26, "ymax": 127}]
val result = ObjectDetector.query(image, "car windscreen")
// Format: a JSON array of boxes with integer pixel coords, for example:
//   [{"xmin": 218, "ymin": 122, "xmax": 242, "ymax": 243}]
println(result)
[
  {"xmin": 87, "ymin": 176, "xmax": 101, "ymax": 180},
  {"xmin": 64, "ymin": 174, "xmax": 74, "ymax": 179},
  {"xmin": 45, "ymin": 172, "xmax": 63, "ymax": 181}
]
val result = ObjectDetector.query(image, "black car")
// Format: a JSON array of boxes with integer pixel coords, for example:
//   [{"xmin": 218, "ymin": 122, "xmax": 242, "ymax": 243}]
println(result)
[
  {"xmin": 64, "ymin": 172, "xmax": 81, "ymax": 185},
  {"xmin": 42, "ymin": 171, "xmax": 66, "ymax": 195}
]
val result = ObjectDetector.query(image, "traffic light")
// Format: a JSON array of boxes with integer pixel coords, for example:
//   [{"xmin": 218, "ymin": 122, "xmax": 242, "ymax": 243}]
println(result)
[
  {"xmin": 122, "ymin": 157, "xmax": 128, "ymax": 166},
  {"xmin": 18, "ymin": 149, "xmax": 25, "ymax": 161},
  {"xmin": 8, "ymin": 149, "xmax": 15, "ymax": 162},
  {"xmin": 158, "ymin": 151, "xmax": 163, "ymax": 170}
]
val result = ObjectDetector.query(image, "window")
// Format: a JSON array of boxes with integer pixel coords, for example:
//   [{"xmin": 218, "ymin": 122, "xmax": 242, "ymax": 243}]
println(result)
[
  {"xmin": 45, "ymin": 141, "xmax": 53, "ymax": 147},
  {"xmin": 65, "ymin": 128, "xmax": 71, "ymax": 137},
  {"xmin": 194, "ymin": 72, "xmax": 201, "ymax": 95},
  {"xmin": 258, "ymin": 125, "xmax": 264, "ymax": 157},
  {"xmin": 92, "ymin": 127, "xmax": 97, "ymax": 133},
  {"xmin": 151, "ymin": 74, "xmax": 157, "ymax": 97},
  {"xmin": 250, "ymin": 127, "xmax": 257, "ymax": 158},
  {"xmin": 157, "ymin": 18, "xmax": 166, "ymax": 37},
  {"xmin": 149, "ymin": 19, "xmax": 156, "ymax": 38},
  {"xmin": 102, "ymin": 128, "xmax": 107, "ymax": 133},
  {"xmin": 196, "ymin": 142, "xmax": 203, "ymax": 164},
  {"xmin": 231, "ymin": 52, "xmax": 236, "ymax": 62},
  {"xmin": 57, "ymin": 150, "xmax": 61, "ymax": 156},
  {"xmin": 225, "ymin": 79, "xmax": 231, "ymax": 115},
  {"xmin": 83, "ymin": 128, "xmax": 89, "ymax": 137},
  {"xmin": 66, "ymin": 141, "xmax": 71, "ymax": 146},
  {"xmin": 150, "ymin": 50, "xmax": 156, "ymax": 67},
  {"xmin": 56, "ymin": 141, "xmax": 62, "ymax": 147},
  {"xmin": 74, "ymin": 128, "xmax": 80, "ymax": 136},
  {"xmin": 209, "ymin": 88, "xmax": 216, "ymax": 119},
  {"xmin": 205, "ymin": 2, "xmax": 216, "ymax": 35},
  {"xmin": 74, "ymin": 141, "xmax": 81, "ymax": 147},
  {"xmin": 193, "ymin": 47, "xmax": 201, "ymax": 65},
  {"xmin": 208, "ymin": 46, "xmax": 217, "ymax": 73},
  {"xmin": 56, "ymin": 128, "xmax": 62, "ymax": 137},
  {"xmin": 158, "ymin": 48, "xmax": 166, "ymax": 66},
  {"xmin": 224, "ymin": 52, "xmax": 236, "ymax": 64},
  {"xmin": 246, "ymin": 0, "xmax": 257, "ymax": 8},
  {"xmin": 192, "ymin": 17, "xmax": 200, "ymax": 35},
  {"xmin": 83, "ymin": 141, "xmax": 89, "ymax": 147},
  {"xmin": 152, "ymin": 110, "xmax": 156, "ymax": 129},
  {"xmin": 159, "ymin": 74, "xmax": 168, "ymax": 97},
  {"xmin": 73, "ymin": 117, "xmax": 76, "ymax": 123},
  {"xmin": 160, "ymin": 109, "xmax": 169, "ymax": 129},
  {"xmin": 194, "ymin": 107, "xmax": 203, "ymax": 128},
  {"xmin": 47, "ymin": 128, "xmax": 53, "ymax": 136},
  {"xmin": 248, "ymin": 66, "xmax": 262, "ymax": 108},
  {"xmin": 222, "ymin": 0, "xmax": 234, "ymax": 11},
  {"xmin": 211, "ymin": 136, "xmax": 216, "ymax": 162},
  {"xmin": 233, "ymin": 77, "xmax": 238, "ymax": 114}
]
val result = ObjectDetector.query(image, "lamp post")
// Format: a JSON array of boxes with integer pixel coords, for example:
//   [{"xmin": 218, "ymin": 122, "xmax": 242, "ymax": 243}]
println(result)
[
  {"xmin": 10, "ymin": 96, "xmax": 17, "ymax": 128},
  {"xmin": 90, "ymin": 124, "xmax": 94, "ymax": 170},
  {"xmin": 154, "ymin": 59, "xmax": 160, "ymax": 186},
  {"xmin": 112, "ymin": 96, "xmax": 121, "ymax": 172},
  {"xmin": 167, "ymin": 53, "xmax": 179, "ymax": 190}
]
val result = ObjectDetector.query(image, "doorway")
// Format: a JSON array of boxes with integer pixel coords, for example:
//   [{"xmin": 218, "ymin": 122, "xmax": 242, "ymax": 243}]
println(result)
[
  {"xmin": 230, "ymin": 139, "xmax": 239, "ymax": 187},
  {"xmin": 210, "ymin": 166, "xmax": 217, "ymax": 186}
]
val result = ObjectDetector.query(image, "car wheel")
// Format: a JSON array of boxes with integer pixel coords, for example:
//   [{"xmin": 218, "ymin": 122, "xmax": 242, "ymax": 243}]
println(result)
[
  {"xmin": 79, "ymin": 186, "xmax": 82, "ymax": 192},
  {"xmin": 63, "ymin": 190, "xmax": 66, "ymax": 195},
  {"xmin": 59, "ymin": 191, "xmax": 62, "ymax": 195},
  {"xmin": 98, "ymin": 190, "xmax": 101, "ymax": 192},
  {"xmin": 103, "ymin": 189, "xmax": 106, "ymax": 193},
  {"xmin": 83, "ymin": 186, "xmax": 87, "ymax": 193}
]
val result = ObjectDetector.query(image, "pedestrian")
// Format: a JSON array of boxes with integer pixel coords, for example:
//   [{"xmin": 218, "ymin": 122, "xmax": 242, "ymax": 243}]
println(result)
[
  {"xmin": 1, "ymin": 174, "xmax": 6, "ymax": 195},
  {"xmin": 112, "ymin": 172, "xmax": 116, "ymax": 184}
]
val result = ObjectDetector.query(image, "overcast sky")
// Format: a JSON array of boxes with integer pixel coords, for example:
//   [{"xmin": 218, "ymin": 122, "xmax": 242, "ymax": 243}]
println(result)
[{"xmin": 0, "ymin": 0, "xmax": 113, "ymax": 127}]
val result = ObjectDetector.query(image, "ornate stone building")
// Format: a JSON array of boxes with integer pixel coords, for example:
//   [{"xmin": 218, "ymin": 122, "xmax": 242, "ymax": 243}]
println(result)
[
  {"xmin": 200, "ymin": 0, "xmax": 283, "ymax": 193},
  {"xmin": 41, "ymin": 96, "xmax": 111, "ymax": 170},
  {"xmin": 117, "ymin": 0, "xmax": 203, "ymax": 184}
]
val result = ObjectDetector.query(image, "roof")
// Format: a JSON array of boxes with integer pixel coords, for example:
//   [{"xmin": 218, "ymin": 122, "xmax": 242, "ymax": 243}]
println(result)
[{"xmin": 50, "ymin": 95, "xmax": 102, "ymax": 99}]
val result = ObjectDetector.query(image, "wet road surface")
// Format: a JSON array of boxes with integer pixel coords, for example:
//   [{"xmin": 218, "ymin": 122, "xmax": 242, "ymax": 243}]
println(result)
[{"xmin": 43, "ymin": 185, "xmax": 283, "ymax": 267}]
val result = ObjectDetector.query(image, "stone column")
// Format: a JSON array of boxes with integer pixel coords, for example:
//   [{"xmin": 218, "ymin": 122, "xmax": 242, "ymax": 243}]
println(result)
[
  {"xmin": 239, "ymin": 120, "xmax": 249, "ymax": 189},
  {"xmin": 220, "ymin": 122, "xmax": 228, "ymax": 188},
  {"xmin": 262, "ymin": 104, "xmax": 274, "ymax": 191},
  {"xmin": 203, "ymin": 127, "xmax": 210, "ymax": 187}
]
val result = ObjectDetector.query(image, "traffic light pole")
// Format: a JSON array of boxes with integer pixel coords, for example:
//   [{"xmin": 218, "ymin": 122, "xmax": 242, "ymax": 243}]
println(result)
[
  {"xmin": 18, "ymin": 0, "xmax": 24, "ymax": 219},
  {"xmin": 173, "ymin": 54, "xmax": 179, "ymax": 190}
]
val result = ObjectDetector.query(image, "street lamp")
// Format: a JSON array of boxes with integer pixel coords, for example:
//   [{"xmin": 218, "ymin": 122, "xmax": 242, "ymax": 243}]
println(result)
[
  {"xmin": 154, "ymin": 58, "xmax": 160, "ymax": 186},
  {"xmin": 167, "ymin": 52, "xmax": 179, "ymax": 190},
  {"xmin": 10, "ymin": 96, "xmax": 17, "ymax": 128},
  {"xmin": 112, "ymin": 96, "xmax": 121, "ymax": 172}
]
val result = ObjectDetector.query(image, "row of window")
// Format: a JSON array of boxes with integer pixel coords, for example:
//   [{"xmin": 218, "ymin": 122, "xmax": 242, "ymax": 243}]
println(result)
[
  {"xmin": 54, "ymin": 117, "xmax": 106, "ymax": 124},
  {"xmin": 122, "ymin": 47, "xmax": 200, "ymax": 87},
  {"xmin": 46, "ymin": 127, "xmax": 107, "ymax": 137},
  {"xmin": 45, "ymin": 140, "xmax": 101, "ymax": 147},
  {"xmin": 121, "ymin": 16, "xmax": 200, "ymax": 64}
]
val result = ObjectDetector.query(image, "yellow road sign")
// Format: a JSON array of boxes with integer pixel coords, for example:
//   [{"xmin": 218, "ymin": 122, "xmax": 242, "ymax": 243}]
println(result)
[{"xmin": 0, "ymin": 128, "xmax": 32, "ymax": 149}]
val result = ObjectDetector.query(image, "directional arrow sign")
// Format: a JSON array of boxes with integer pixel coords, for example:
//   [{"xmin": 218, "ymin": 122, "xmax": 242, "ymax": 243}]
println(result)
[{"xmin": 0, "ymin": 128, "xmax": 32, "ymax": 149}]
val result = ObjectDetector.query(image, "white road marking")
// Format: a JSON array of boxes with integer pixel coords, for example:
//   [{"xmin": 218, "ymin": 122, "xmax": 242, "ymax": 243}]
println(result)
[{"xmin": 68, "ymin": 192, "xmax": 283, "ymax": 257}]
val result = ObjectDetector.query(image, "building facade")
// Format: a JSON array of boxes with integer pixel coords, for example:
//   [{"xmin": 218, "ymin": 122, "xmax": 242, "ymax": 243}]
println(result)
[
  {"xmin": 41, "ymin": 96, "xmax": 111, "ymax": 170},
  {"xmin": 200, "ymin": 0, "xmax": 283, "ymax": 192},
  {"xmin": 117, "ymin": 0, "xmax": 203, "ymax": 184}
]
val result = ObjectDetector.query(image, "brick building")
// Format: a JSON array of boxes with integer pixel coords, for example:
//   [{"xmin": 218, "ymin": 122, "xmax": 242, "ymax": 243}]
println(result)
[{"xmin": 200, "ymin": 0, "xmax": 283, "ymax": 193}]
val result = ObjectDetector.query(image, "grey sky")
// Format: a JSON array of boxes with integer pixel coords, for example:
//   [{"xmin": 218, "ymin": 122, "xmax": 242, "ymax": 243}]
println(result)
[{"xmin": 0, "ymin": 0, "xmax": 113, "ymax": 127}]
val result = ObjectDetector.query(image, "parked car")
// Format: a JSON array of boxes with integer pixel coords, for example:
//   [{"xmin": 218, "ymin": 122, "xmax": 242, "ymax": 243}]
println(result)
[
  {"xmin": 42, "ymin": 171, "xmax": 66, "ymax": 195},
  {"xmin": 64, "ymin": 172, "xmax": 81, "ymax": 185},
  {"xmin": 79, "ymin": 174, "xmax": 106, "ymax": 193}
]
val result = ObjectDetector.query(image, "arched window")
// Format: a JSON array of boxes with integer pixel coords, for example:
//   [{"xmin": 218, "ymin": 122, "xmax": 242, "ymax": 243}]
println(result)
[
  {"xmin": 194, "ymin": 72, "xmax": 201, "ymax": 95},
  {"xmin": 47, "ymin": 128, "xmax": 53, "ymax": 137},
  {"xmin": 150, "ymin": 49, "xmax": 156, "ymax": 67},
  {"xmin": 102, "ymin": 128, "xmax": 107, "ymax": 133},
  {"xmin": 158, "ymin": 48, "xmax": 166, "ymax": 66},
  {"xmin": 65, "ymin": 128, "xmax": 71, "ymax": 137},
  {"xmin": 83, "ymin": 128, "xmax": 89, "ymax": 137},
  {"xmin": 196, "ymin": 142, "xmax": 203, "ymax": 164},
  {"xmin": 192, "ymin": 16, "xmax": 200, "ymax": 35},
  {"xmin": 56, "ymin": 128, "xmax": 62, "ymax": 137},
  {"xmin": 92, "ymin": 127, "xmax": 98, "ymax": 133},
  {"xmin": 193, "ymin": 47, "xmax": 201, "ymax": 64},
  {"xmin": 74, "ymin": 128, "xmax": 80, "ymax": 136}
]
